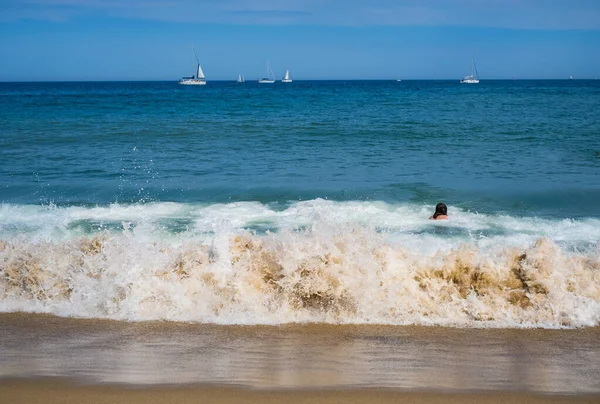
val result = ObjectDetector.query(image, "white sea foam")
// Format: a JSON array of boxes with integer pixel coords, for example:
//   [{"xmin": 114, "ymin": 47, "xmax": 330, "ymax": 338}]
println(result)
[{"xmin": 1, "ymin": 201, "xmax": 599, "ymax": 327}]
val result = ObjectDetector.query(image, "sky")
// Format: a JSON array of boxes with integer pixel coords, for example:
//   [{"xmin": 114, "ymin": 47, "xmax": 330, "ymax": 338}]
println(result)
[{"xmin": 1, "ymin": 0, "xmax": 600, "ymax": 81}]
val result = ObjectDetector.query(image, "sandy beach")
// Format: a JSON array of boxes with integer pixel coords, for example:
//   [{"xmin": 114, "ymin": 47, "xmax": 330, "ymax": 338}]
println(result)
[
  {"xmin": 1, "ymin": 313, "xmax": 600, "ymax": 403},
  {"xmin": 2, "ymin": 379, "xmax": 600, "ymax": 404}
]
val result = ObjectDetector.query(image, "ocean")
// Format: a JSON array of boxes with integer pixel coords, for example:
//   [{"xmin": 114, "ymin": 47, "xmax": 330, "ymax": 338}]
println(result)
[{"xmin": 1, "ymin": 80, "xmax": 599, "ymax": 328}]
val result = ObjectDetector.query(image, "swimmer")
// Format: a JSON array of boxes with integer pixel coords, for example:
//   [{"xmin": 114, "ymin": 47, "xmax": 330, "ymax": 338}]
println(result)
[{"xmin": 430, "ymin": 202, "xmax": 448, "ymax": 220}]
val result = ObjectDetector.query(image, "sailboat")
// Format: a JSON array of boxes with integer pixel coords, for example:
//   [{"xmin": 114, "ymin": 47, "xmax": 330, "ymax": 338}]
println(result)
[
  {"xmin": 179, "ymin": 47, "xmax": 206, "ymax": 85},
  {"xmin": 237, "ymin": 74, "xmax": 245, "ymax": 83},
  {"xmin": 460, "ymin": 56, "xmax": 480, "ymax": 84},
  {"xmin": 258, "ymin": 61, "xmax": 275, "ymax": 84},
  {"xmin": 282, "ymin": 69, "xmax": 292, "ymax": 83}
]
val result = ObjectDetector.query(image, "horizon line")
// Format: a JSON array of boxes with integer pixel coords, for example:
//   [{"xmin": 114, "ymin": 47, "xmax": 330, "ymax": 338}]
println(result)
[{"xmin": 1, "ymin": 78, "xmax": 597, "ymax": 83}]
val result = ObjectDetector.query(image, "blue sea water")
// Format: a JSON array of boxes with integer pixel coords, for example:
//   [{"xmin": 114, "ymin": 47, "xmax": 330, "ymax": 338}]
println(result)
[
  {"xmin": 1, "ymin": 80, "xmax": 599, "ymax": 216},
  {"xmin": 0, "ymin": 80, "xmax": 599, "ymax": 327}
]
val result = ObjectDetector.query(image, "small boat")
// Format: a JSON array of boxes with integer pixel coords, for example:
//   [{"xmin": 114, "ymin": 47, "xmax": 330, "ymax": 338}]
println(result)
[
  {"xmin": 179, "ymin": 47, "xmax": 206, "ymax": 85},
  {"xmin": 282, "ymin": 69, "xmax": 292, "ymax": 83},
  {"xmin": 396, "ymin": 79, "xmax": 402, "ymax": 82},
  {"xmin": 569, "ymin": 75, "xmax": 573, "ymax": 80},
  {"xmin": 460, "ymin": 56, "xmax": 480, "ymax": 84},
  {"xmin": 237, "ymin": 74, "xmax": 245, "ymax": 83},
  {"xmin": 258, "ymin": 61, "xmax": 275, "ymax": 84}
]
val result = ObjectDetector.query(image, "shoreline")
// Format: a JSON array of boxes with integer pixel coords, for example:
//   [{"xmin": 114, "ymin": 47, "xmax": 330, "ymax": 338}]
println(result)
[
  {"xmin": 3, "ymin": 310, "xmax": 600, "ymax": 333},
  {"xmin": 2, "ymin": 379, "xmax": 600, "ymax": 404},
  {"xmin": 2, "ymin": 312, "xmax": 600, "ymax": 396}
]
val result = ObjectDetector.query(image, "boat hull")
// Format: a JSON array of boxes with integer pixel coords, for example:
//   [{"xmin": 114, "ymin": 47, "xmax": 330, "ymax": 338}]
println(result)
[
  {"xmin": 460, "ymin": 79, "xmax": 479, "ymax": 84},
  {"xmin": 179, "ymin": 79, "xmax": 206, "ymax": 85},
  {"xmin": 282, "ymin": 79, "xmax": 292, "ymax": 83},
  {"xmin": 258, "ymin": 80, "xmax": 275, "ymax": 84}
]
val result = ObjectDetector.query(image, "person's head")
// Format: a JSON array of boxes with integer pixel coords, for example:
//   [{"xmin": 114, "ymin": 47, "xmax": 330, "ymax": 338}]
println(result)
[{"xmin": 433, "ymin": 202, "xmax": 447, "ymax": 219}]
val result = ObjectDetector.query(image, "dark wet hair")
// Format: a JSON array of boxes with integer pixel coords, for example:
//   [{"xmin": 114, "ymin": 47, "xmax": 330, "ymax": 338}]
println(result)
[{"xmin": 433, "ymin": 203, "xmax": 447, "ymax": 219}]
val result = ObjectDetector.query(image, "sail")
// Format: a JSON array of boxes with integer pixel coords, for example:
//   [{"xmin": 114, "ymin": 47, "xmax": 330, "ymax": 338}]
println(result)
[
  {"xmin": 197, "ymin": 64, "xmax": 205, "ymax": 79},
  {"xmin": 284, "ymin": 70, "xmax": 290, "ymax": 80}
]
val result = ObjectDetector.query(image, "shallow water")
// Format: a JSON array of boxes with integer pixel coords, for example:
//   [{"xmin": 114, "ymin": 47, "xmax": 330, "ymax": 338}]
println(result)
[{"xmin": 1, "ymin": 315, "xmax": 599, "ymax": 394}]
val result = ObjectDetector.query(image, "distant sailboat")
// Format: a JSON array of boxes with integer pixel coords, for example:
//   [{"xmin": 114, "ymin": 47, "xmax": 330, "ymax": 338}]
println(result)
[
  {"xmin": 282, "ymin": 69, "xmax": 292, "ymax": 83},
  {"xmin": 237, "ymin": 74, "xmax": 245, "ymax": 83},
  {"xmin": 569, "ymin": 75, "xmax": 573, "ymax": 80},
  {"xmin": 258, "ymin": 61, "xmax": 275, "ymax": 84},
  {"xmin": 179, "ymin": 47, "xmax": 206, "ymax": 85},
  {"xmin": 460, "ymin": 56, "xmax": 480, "ymax": 84}
]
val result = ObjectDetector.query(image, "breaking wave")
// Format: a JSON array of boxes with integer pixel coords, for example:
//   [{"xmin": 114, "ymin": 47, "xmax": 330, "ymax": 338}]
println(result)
[{"xmin": 1, "ymin": 200, "xmax": 599, "ymax": 328}]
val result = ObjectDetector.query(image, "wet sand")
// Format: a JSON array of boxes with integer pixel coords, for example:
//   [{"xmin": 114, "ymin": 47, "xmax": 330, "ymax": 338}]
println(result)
[
  {"xmin": 1, "ymin": 313, "xmax": 600, "ymax": 402},
  {"xmin": 2, "ymin": 379, "xmax": 600, "ymax": 404}
]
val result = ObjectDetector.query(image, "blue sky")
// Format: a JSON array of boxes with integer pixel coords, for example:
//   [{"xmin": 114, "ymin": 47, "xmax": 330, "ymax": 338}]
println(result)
[{"xmin": 1, "ymin": 0, "xmax": 599, "ymax": 80}]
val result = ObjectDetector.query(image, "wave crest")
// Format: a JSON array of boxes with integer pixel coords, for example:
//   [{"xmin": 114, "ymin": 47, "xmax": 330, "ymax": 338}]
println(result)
[{"xmin": 1, "ymin": 226, "xmax": 598, "ymax": 328}]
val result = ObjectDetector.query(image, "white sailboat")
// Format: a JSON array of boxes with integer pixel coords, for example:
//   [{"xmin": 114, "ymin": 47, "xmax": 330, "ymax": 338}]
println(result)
[
  {"xmin": 237, "ymin": 74, "xmax": 245, "ymax": 83},
  {"xmin": 179, "ymin": 47, "xmax": 206, "ymax": 85},
  {"xmin": 282, "ymin": 69, "xmax": 292, "ymax": 83},
  {"xmin": 258, "ymin": 61, "xmax": 275, "ymax": 84},
  {"xmin": 460, "ymin": 56, "xmax": 480, "ymax": 84}
]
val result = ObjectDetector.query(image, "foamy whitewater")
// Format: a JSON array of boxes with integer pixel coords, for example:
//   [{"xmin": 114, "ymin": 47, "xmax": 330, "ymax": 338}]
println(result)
[{"xmin": 1, "ymin": 200, "xmax": 599, "ymax": 328}]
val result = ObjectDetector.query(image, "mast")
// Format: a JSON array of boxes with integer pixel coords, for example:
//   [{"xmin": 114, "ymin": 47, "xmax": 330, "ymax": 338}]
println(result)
[
  {"xmin": 191, "ymin": 46, "xmax": 195, "ymax": 77},
  {"xmin": 472, "ymin": 56, "xmax": 479, "ymax": 79},
  {"xmin": 267, "ymin": 60, "xmax": 274, "ymax": 80}
]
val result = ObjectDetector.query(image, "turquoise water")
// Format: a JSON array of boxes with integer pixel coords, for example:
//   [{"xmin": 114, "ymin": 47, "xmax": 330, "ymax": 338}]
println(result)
[{"xmin": 1, "ymin": 80, "xmax": 599, "ymax": 327}]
